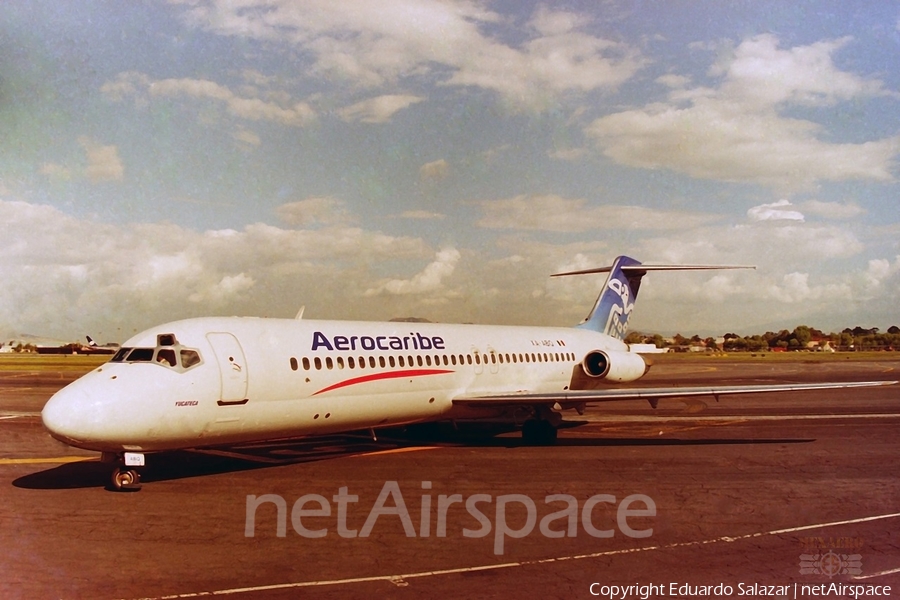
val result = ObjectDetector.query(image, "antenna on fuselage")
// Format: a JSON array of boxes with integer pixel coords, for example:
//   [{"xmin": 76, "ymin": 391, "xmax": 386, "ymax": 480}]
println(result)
[{"xmin": 295, "ymin": 306, "xmax": 305, "ymax": 320}]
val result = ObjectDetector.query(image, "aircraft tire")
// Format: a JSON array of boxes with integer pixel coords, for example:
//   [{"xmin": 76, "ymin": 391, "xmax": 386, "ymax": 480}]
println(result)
[
  {"xmin": 109, "ymin": 466, "xmax": 142, "ymax": 492},
  {"xmin": 522, "ymin": 419, "xmax": 558, "ymax": 446}
]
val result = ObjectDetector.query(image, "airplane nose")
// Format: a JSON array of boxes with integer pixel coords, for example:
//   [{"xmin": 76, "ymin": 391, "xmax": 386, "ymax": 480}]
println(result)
[{"xmin": 42, "ymin": 386, "xmax": 91, "ymax": 445}]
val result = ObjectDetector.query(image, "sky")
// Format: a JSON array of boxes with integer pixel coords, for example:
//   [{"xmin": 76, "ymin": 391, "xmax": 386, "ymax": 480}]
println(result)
[{"xmin": 1, "ymin": 1, "xmax": 899, "ymax": 343}]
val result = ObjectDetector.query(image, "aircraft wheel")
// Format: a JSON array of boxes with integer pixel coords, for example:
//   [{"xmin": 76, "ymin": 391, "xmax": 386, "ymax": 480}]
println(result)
[
  {"xmin": 109, "ymin": 466, "xmax": 142, "ymax": 492},
  {"xmin": 541, "ymin": 421, "xmax": 558, "ymax": 445},
  {"xmin": 522, "ymin": 419, "xmax": 558, "ymax": 446}
]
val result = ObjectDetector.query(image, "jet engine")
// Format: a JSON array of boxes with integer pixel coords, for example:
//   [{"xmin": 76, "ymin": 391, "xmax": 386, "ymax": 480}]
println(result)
[{"xmin": 580, "ymin": 349, "xmax": 649, "ymax": 383}]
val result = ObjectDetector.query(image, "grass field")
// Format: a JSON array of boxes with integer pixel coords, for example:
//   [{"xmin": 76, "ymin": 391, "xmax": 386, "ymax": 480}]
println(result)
[
  {"xmin": 1, "ymin": 349, "xmax": 896, "ymax": 376},
  {"xmin": 641, "ymin": 350, "xmax": 899, "ymax": 363},
  {"xmin": 0, "ymin": 354, "xmax": 111, "ymax": 372}
]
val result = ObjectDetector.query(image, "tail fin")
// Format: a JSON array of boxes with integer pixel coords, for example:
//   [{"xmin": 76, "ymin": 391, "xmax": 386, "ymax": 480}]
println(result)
[{"xmin": 552, "ymin": 255, "xmax": 754, "ymax": 340}]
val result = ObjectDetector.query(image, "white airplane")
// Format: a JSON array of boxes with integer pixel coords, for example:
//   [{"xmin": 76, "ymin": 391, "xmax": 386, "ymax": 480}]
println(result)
[{"xmin": 41, "ymin": 255, "xmax": 894, "ymax": 490}]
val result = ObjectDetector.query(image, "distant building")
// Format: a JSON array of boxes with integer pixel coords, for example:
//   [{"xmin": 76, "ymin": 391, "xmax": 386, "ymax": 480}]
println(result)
[{"xmin": 628, "ymin": 343, "xmax": 669, "ymax": 354}]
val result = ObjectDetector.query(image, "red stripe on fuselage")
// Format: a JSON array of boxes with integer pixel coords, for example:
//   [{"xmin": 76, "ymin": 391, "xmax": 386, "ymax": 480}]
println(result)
[{"xmin": 312, "ymin": 369, "xmax": 454, "ymax": 396}]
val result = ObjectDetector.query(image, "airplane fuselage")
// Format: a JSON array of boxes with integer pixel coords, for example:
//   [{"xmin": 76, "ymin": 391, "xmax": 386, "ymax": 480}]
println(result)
[{"xmin": 42, "ymin": 316, "xmax": 632, "ymax": 453}]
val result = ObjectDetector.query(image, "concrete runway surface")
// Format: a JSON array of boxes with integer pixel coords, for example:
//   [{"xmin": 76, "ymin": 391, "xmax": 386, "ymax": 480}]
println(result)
[{"xmin": 1, "ymin": 358, "xmax": 898, "ymax": 599}]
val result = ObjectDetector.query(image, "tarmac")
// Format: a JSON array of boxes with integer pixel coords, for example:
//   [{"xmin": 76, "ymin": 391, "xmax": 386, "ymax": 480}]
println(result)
[{"xmin": 1, "ymin": 357, "xmax": 899, "ymax": 599}]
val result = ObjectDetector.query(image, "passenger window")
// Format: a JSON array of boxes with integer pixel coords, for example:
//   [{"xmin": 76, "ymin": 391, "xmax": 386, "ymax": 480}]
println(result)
[
  {"xmin": 348, "ymin": 356, "xmax": 356, "ymax": 369},
  {"xmin": 369, "ymin": 356, "xmax": 376, "ymax": 368},
  {"xmin": 314, "ymin": 357, "xmax": 322, "ymax": 370},
  {"xmin": 181, "ymin": 349, "xmax": 202, "ymax": 369},
  {"xmin": 379, "ymin": 356, "xmax": 386, "ymax": 368},
  {"xmin": 156, "ymin": 349, "xmax": 177, "ymax": 367},
  {"xmin": 290, "ymin": 357, "xmax": 298, "ymax": 371},
  {"xmin": 389, "ymin": 356, "xmax": 396, "ymax": 367},
  {"xmin": 325, "ymin": 357, "xmax": 333, "ymax": 370},
  {"xmin": 337, "ymin": 357, "xmax": 344, "ymax": 369}
]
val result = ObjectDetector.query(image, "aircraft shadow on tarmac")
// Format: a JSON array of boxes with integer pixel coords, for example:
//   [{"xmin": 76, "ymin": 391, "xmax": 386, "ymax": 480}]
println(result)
[{"xmin": 12, "ymin": 424, "xmax": 814, "ymax": 490}]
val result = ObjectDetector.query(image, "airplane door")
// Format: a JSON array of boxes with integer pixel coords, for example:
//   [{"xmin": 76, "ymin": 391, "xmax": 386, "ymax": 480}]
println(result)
[{"xmin": 206, "ymin": 332, "xmax": 249, "ymax": 404}]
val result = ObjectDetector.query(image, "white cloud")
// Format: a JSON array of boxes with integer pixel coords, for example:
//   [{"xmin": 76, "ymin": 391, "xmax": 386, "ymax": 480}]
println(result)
[
  {"xmin": 39, "ymin": 163, "xmax": 72, "ymax": 180},
  {"xmin": 397, "ymin": 210, "xmax": 446, "ymax": 220},
  {"xmin": 715, "ymin": 35, "xmax": 889, "ymax": 108},
  {"xmin": 419, "ymin": 158, "xmax": 450, "ymax": 181},
  {"xmin": 233, "ymin": 129, "xmax": 262, "ymax": 149},
  {"xmin": 337, "ymin": 94, "xmax": 424, "ymax": 123},
  {"xmin": 476, "ymin": 195, "xmax": 721, "ymax": 232},
  {"xmin": 78, "ymin": 137, "xmax": 124, "ymax": 183},
  {"xmin": 274, "ymin": 197, "xmax": 353, "ymax": 227},
  {"xmin": 747, "ymin": 199, "xmax": 804, "ymax": 222},
  {"xmin": 365, "ymin": 247, "xmax": 460, "ymax": 296},
  {"xmin": 547, "ymin": 147, "xmax": 588, "ymax": 161},
  {"xmin": 170, "ymin": 1, "xmax": 645, "ymax": 109},
  {"xmin": 102, "ymin": 71, "xmax": 316, "ymax": 127},
  {"xmin": 0, "ymin": 197, "xmax": 430, "ymax": 340},
  {"xmin": 585, "ymin": 35, "xmax": 899, "ymax": 191},
  {"xmin": 799, "ymin": 200, "xmax": 865, "ymax": 220},
  {"xmin": 188, "ymin": 273, "xmax": 255, "ymax": 304},
  {"xmin": 656, "ymin": 74, "xmax": 690, "ymax": 88}
]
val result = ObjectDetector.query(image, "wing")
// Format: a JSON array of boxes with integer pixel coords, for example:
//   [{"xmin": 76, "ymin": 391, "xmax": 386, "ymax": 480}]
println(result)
[{"xmin": 452, "ymin": 380, "xmax": 897, "ymax": 408}]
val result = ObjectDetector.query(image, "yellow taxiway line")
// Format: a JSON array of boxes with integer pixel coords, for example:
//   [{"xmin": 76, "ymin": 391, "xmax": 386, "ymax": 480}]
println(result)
[{"xmin": 0, "ymin": 456, "xmax": 95, "ymax": 465}]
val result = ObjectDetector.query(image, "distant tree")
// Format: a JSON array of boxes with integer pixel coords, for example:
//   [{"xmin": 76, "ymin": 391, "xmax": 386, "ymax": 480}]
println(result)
[
  {"xmin": 746, "ymin": 335, "xmax": 767, "ymax": 352},
  {"xmin": 792, "ymin": 325, "xmax": 812, "ymax": 348},
  {"xmin": 888, "ymin": 326, "xmax": 900, "ymax": 335},
  {"xmin": 624, "ymin": 331, "xmax": 645, "ymax": 345}
]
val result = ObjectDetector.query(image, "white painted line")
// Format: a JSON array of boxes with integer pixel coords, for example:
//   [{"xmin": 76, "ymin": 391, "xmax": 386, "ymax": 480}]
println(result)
[
  {"xmin": 0, "ymin": 412, "xmax": 41, "ymax": 419},
  {"xmin": 120, "ymin": 510, "xmax": 900, "ymax": 600},
  {"xmin": 851, "ymin": 565, "xmax": 900, "ymax": 580}
]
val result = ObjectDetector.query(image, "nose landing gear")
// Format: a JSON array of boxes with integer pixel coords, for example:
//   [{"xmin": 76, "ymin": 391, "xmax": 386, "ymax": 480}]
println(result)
[
  {"xmin": 110, "ymin": 466, "xmax": 142, "ymax": 491},
  {"xmin": 103, "ymin": 452, "xmax": 144, "ymax": 491}
]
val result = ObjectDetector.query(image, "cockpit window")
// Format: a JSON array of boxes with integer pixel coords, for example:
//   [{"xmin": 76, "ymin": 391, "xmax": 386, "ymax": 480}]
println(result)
[
  {"xmin": 156, "ymin": 349, "xmax": 177, "ymax": 367},
  {"xmin": 180, "ymin": 349, "xmax": 201, "ymax": 369},
  {"xmin": 158, "ymin": 333, "xmax": 176, "ymax": 347},
  {"xmin": 109, "ymin": 335, "xmax": 203, "ymax": 372},
  {"xmin": 127, "ymin": 348, "xmax": 155, "ymax": 362}
]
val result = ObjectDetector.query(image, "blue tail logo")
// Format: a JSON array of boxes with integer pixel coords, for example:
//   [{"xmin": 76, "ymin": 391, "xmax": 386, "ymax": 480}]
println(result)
[{"xmin": 577, "ymin": 256, "xmax": 644, "ymax": 340}]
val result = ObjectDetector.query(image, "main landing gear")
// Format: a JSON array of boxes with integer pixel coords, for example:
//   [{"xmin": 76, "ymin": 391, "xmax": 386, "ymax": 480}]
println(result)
[
  {"xmin": 102, "ymin": 452, "xmax": 144, "ymax": 492},
  {"xmin": 521, "ymin": 418, "xmax": 558, "ymax": 445},
  {"xmin": 521, "ymin": 406, "xmax": 561, "ymax": 446}
]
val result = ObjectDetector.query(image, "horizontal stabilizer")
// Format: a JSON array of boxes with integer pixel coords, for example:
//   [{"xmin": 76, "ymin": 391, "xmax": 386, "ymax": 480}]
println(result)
[{"xmin": 552, "ymin": 264, "xmax": 755, "ymax": 277}]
